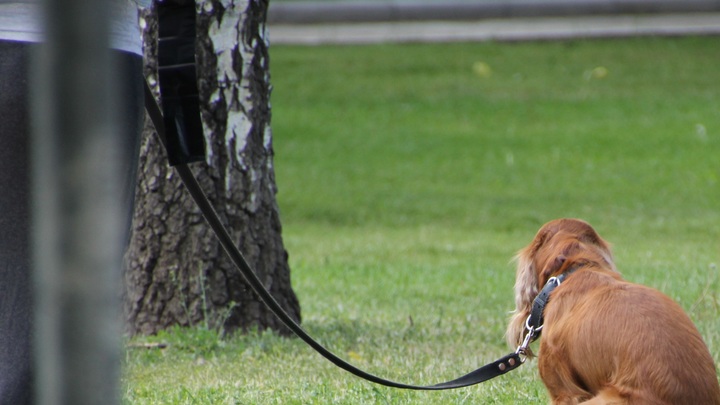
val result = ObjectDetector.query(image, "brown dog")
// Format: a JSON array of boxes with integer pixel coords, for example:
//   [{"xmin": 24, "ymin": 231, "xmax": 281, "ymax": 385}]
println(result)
[{"xmin": 507, "ymin": 218, "xmax": 720, "ymax": 404}]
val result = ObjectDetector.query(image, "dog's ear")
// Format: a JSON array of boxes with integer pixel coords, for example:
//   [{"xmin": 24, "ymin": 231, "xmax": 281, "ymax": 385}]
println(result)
[
  {"xmin": 540, "ymin": 237, "xmax": 583, "ymax": 280},
  {"xmin": 540, "ymin": 254, "xmax": 567, "ymax": 280},
  {"xmin": 508, "ymin": 245, "xmax": 540, "ymax": 351},
  {"xmin": 521, "ymin": 225, "xmax": 563, "ymax": 287},
  {"xmin": 532, "ymin": 228, "xmax": 553, "ymax": 252},
  {"xmin": 514, "ymin": 245, "xmax": 539, "ymax": 306}
]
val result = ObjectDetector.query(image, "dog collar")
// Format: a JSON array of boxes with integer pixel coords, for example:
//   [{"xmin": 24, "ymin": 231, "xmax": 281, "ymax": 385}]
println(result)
[{"xmin": 526, "ymin": 266, "xmax": 579, "ymax": 336}]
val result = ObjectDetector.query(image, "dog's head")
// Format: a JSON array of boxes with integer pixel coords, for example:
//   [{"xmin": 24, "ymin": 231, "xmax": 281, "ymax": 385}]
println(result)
[{"xmin": 506, "ymin": 218, "xmax": 616, "ymax": 353}]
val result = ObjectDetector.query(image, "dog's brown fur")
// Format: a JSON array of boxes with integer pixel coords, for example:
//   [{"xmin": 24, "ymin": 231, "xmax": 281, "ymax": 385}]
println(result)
[{"xmin": 507, "ymin": 218, "xmax": 720, "ymax": 404}]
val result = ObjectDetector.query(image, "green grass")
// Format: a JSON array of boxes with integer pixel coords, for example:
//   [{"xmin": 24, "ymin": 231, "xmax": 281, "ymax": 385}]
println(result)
[{"xmin": 124, "ymin": 37, "xmax": 720, "ymax": 403}]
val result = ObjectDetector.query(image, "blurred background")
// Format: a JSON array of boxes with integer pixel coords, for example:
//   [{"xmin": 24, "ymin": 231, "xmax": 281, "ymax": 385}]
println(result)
[{"xmin": 267, "ymin": 0, "xmax": 720, "ymax": 43}]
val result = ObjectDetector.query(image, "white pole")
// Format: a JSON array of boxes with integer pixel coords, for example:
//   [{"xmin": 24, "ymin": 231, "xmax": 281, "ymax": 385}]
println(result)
[{"xmin": 32, "ymin": 0, "xmax": 124, "ymax": 403}]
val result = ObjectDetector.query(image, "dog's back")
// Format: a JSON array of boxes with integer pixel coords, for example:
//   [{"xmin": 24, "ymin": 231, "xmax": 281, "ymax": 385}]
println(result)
[{"xmin": 541, "ymin": 266, "xmax": 720, "ymax": 404}]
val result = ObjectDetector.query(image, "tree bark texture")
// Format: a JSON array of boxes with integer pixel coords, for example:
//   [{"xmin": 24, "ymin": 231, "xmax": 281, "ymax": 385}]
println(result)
[{"xmin": 124, "ymin": 0, "xmax": 300, "ymax": 336}]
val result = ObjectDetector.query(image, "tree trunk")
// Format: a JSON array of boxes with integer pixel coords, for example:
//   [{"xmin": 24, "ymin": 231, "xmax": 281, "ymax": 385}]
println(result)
[{"xmin": 124, "ymin": 0, "xmax": 300, "ymax": 336}]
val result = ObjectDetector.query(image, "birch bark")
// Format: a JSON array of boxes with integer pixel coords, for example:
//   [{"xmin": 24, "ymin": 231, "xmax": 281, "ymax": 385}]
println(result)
[{"xmin": 124, "ymin": 0, "xmax": 300, "ymax": 336}]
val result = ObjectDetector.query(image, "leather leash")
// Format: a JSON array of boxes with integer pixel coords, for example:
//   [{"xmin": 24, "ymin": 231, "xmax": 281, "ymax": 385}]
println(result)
[
  {"xmin": 144, "ymin": 0, "xmax": 524, "ymax": 390},
  {"xmin": 144, "ymin": 80, "xmax": 523, "ymax": 389}
]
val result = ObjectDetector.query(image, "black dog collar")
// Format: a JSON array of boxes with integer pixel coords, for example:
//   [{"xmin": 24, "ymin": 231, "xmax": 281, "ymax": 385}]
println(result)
[{"xmin": 526, "ymin": 266, "xmax": 579, "ymax": 336}]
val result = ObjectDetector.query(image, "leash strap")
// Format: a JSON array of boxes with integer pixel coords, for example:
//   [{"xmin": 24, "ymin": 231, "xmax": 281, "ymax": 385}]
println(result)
[
  {"xmin": 144, "ymin": 81, "xmax": 523, "ymax": 389},
  {"xmin": 146, "ymin": 0, "xmax": 523, "ymax": 388}
]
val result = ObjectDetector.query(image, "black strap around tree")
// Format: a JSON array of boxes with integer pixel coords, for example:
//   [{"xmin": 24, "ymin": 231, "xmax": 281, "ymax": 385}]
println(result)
[{"xmin": 146, "ymin": 0, "xmax": 523, "ymax": 390}]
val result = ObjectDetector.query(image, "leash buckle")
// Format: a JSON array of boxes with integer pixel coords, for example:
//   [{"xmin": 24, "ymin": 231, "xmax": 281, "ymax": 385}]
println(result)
[
  {"xmin": 515, "ymin": 321, "xmax": 536, "ymax": 361},
  {"xmin": 546, "ymin": 276, "xmax": 561, "ymax": 288},
  {"xmin": 524, "ymin": 312, "xmax": 544, "ymax": 334}
]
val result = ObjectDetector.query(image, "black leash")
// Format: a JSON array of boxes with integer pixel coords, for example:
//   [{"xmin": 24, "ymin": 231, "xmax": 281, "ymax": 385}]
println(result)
[
  {"xmin": 145, "ymin": 0, "xmax": 524, "ymax": 390},
  {"xmin": 144, "ymin": 80, "xmax": 523, "ymax": 389}
]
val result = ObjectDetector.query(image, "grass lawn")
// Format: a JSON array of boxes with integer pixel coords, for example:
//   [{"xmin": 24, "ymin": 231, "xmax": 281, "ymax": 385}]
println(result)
[{"xmin": 124, "ymin": 37, "xmax": 720, "ymax": 403}]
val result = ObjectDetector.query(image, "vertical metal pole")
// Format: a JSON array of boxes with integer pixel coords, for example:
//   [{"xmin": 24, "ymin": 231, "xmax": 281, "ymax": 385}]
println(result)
[{"xmin": 32, "ymin": 0, "xmax": 123, "ymax": 403}]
